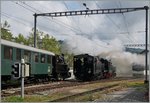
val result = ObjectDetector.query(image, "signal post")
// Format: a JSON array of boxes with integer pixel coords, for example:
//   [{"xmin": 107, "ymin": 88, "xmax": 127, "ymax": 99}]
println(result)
[
  {"xmin": 11, "ymin": 59, "xmax": 30, "ymax": 99},
  {"xmin": 21, "ymin": 59, "xmax": 25, "ymax": 98}
]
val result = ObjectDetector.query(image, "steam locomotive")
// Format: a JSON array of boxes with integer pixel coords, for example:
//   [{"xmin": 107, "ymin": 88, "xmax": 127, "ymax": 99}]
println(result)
[{"xmin": 73, "ymin": 54, "xmax": 116, "ymax": 81}]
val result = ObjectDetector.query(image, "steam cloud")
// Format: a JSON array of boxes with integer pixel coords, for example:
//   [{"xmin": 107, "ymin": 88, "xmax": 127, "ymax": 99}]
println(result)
[
  {"xmin": 61, "ymin": 34, "xmax": 145, "ymax": 77},
  {"xmin": 99, "ymin": 51, "xmax": 144, "ymax": 77}
]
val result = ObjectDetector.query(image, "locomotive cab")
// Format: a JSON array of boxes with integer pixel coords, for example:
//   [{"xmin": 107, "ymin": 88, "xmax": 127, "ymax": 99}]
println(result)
[
  {"xmin": 52, "ymin": 54, "xmax": 71, "ymax": 80},
  {"xmin": 73, "ymin": 54, "xmax": 102, "ymax": 81}
]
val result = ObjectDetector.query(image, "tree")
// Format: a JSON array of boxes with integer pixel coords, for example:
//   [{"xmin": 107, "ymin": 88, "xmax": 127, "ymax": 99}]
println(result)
[
  {"xmin": 42, "ymin": 34, "xmax": 61, "ymax": 54},
  {"xmin": 2, "ymin": 20, "xmax": 10, "ymax": 29},
  {"xmin": 14, "ymin": 33, "xmax": 29, "ymax": 45},
  {"xmin": 27, "ymin": 28, "xmax": 61, "ymax": 54},
  {"xmin": 1, "ymin": 21, "xmax": 13, "ymax": 41}
]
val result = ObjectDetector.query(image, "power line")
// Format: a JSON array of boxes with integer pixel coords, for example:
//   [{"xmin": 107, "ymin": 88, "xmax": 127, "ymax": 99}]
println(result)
[
  {"xmin": 63, "ymin": 1, "xmax": 91, "ymax": 35},
  {"xmin": 12, "ymin": 1, "xmax": 82, "ymax": 34},
  {"xmin": 63, "ymin": 2, "xmax": 109, "ymax": 49},
  {"xmin": 91, "ymin": 31, "xmax": 145, "ymax": 35},
  {"xmin": 23, "ymin": 1, "xmax": 83, "ymax": 33},
  {"xmin": 95, "ymin": 1, "xmax": 121, "ymax": 31},
  {"xmin": 21, "ymin": 1, "xmax": 41, "ymax": 13},
  {"xmin": 20, "ymin": 1, "xmax": 110, "ymax": 48},
  {"xmin": 63, "ymin": 1, "xmax": 82, "ymax": 33},
  {"xmin": 117, "ymin": 1, "xmax": 138, "ymax": 43},
  {"xmin": 2, "ymin": 13, "xmax": 29, "ymax": 26},
  {"xmin": 2, "ymin": 12, "xmax": 60, "ymax": 34},
  {"xmin": 94, "ymin": 1, "xmax": 134, "ymax": 44},
  {"xmin": 11, "ymin": 1, "xmax": 35, "ymax": 13},
  {"xmin": 2, "ymin": 11, "xmax": 31, "ymax": 24}
]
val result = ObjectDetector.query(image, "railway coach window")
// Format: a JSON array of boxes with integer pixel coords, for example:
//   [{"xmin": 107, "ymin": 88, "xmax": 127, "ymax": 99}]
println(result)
[
  {"xmin": 41, "ymin": 54, "xmax": 45, "ymax": 63},
  {"xmin": 24, "ymin": 50, "xmax": 31, "ymax": 62},
  {"xmin": 47, "ymin": 55, "xmax": 52, "ymax": 64},
  {"xmin": 4, "ymin": 46, "xmax": 13, "ymax": 60},
  {"xmin": 34, "ymin": 53, "xmax": 39, "ymax": 62},
  {"xmin": 16, "ymin": 48, "xmax": 21, "ymax": 60}
]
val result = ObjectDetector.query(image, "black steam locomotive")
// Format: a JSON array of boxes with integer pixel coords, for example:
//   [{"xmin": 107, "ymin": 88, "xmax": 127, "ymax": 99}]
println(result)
[
  {"xmin": 73, "ymin": 54, "xmax": 116, "ymax": 81},
  {"xmin": 52, "ymin": 54, "xmax": 71, "ymax": 80}
]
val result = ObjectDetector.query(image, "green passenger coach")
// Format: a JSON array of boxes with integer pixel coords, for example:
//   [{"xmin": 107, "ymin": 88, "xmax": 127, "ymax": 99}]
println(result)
[{"xmin": 1, "ymin": 39, "xmax": 55, "ymax": 82}]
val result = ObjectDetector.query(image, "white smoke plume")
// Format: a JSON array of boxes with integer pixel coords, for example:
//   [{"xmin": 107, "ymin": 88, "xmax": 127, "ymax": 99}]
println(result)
[
  {"xmin": 61, "ymin": 34, "xmax": 145, "ymax": 77},
  {"xmin": 61, "ymin": 34, "xmax": 123, "ymax": 55},
  {"xmin": 98, "ymin": 51, "xmax": 145, "ymax": 77}
]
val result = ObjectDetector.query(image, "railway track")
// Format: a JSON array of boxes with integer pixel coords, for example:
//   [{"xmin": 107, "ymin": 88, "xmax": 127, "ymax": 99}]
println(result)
[
  {"xmin": 50, "ymin": 84, "xmax": 119, "ymax": 102},
  {"xmin": 1, "ymin": 77, "xmax": 140, "ymax": 97}
]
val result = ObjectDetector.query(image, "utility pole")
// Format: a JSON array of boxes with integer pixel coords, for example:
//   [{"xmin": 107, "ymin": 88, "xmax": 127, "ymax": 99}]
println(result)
[
  {"xmin": 144, "ymin": 6, "xmax": 149, "ymax": 83},
  {"xmin": 34, "ymin": 13, "xmax": 37, "ymax": 48}
]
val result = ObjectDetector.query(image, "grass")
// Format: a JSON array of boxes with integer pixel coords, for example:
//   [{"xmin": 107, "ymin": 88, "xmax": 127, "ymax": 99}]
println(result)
[
  {"xmin": 2, "ymin": 96, "xmax": 24, "ymax": 102},
  {"xmin": 126, "ymin": 81, "xmax": 145, "ymax": 87},
  {"xmin": 2, "ymin": 92, "xmax": 71, "ymax": 102},
  {"xmin": 125, "ymin": 81, "xmax": 148, "ymax": 90},
  {"xmin": 3, "ymin": 95, "xmax": 53, "ymax": 102}
]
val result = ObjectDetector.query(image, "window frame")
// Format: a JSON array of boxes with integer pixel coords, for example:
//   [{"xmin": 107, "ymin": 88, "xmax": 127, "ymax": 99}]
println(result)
[
  {"xmin": 24, "ymin": 50, "xmax": 31, "ymax": 63},
  {"xmin": 47, "ymin": 55, "xmax": 52, "ymax": 64},
  {"xmin": 34, "ymin": 52, "xmax": 39, "ymax": 63},
  {"xmin": 40, "ymin": 54, "xmax": 46, "ymax": 63},
  {"xmin": 4, "ymin": 45, "xmax": 13, "ymax": 60},
  {"xmin": 16, "ymin": 48, "xmax": 21, "ymax": 61}
]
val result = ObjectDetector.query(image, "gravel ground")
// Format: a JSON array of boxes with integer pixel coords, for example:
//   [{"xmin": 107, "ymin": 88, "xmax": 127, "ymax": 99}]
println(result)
[{"xmin": 95, "ymin": 87, "xmax": 148, "ymax": 102}]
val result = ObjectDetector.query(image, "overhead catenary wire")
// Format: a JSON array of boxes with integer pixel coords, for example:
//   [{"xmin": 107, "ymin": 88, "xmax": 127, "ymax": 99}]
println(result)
[
  {"xmin": 117, "ymin": 1, "xmax": 138, "ymax": 43},
  {"xmin": 2, "ymin": 13, "xmax": 28, "ymax": 26},
  {"xmin": 95, "ymin": 1, "xmax": 121, "ymax": 31},
  {"xmin": 63, "ymin": 1, "xmax": 83, "ymax": 34},
  {"xmin": 19, "ymin": 1, "xmax": 111, "ymax": 48},
  {"xmin": 10, "ymin": 1, "xmax": 109, "ymax": 49},
  {"xmin": 11, "ymin": 1, "xmax": 35, "ymax": 13},
  {"xmin": 15, "ymin": 1, "xmax": 143, "ymax": 48},
  {"xmin": 63, "ymin": 1, "xmax": 110, "ymax": 46},
  {"xmin": 6, "ymin": 1, "xmax": 143, "ymax": 48},
  {"xmin": 95, "ymin": 1, "xmax": 134, "ymax": 44},
  {"xmin": 2, "ymin": 12, "xmax": 60, "ymax": 35},
  {"xmin": 2, "ymin": 11, "xmax": 31, "ymax": 24},
  {"xmin": 94, "ymin": 1, "xmax": 132, "ymax": 44},
  {"xmin": 12, "ymin": 1, "xmax": 84, "ymax": 34}
]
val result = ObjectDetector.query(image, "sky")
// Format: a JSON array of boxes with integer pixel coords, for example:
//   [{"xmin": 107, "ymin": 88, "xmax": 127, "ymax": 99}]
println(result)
[{"xmin": 1, "ymin": 0, "xmax": 149, "ymax": 49}]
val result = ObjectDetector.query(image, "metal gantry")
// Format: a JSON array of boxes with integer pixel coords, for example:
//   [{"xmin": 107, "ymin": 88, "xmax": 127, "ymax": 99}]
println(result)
[
  {"xmin": 33, "ymin": 6, "xmax": 149, "ymax": 83},
  {"xmin": 124, "ymin": 44, "xmax": 150, "ymax": 47},
  {"xmin": 35, "ymin": 7, "xmax": 147, "ymax": 17}
]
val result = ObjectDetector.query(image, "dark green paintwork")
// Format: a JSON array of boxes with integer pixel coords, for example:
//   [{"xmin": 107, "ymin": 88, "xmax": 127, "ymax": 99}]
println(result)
[{"xmin": 1, "ymin": 44, "xmax": 53, "ymax": 77}]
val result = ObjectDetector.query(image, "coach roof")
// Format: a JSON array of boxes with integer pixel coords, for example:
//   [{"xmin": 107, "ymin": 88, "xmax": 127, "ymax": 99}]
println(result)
[{"xmin": 1, "ymin": 39, "xmax": 55, "ymax": 56}]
